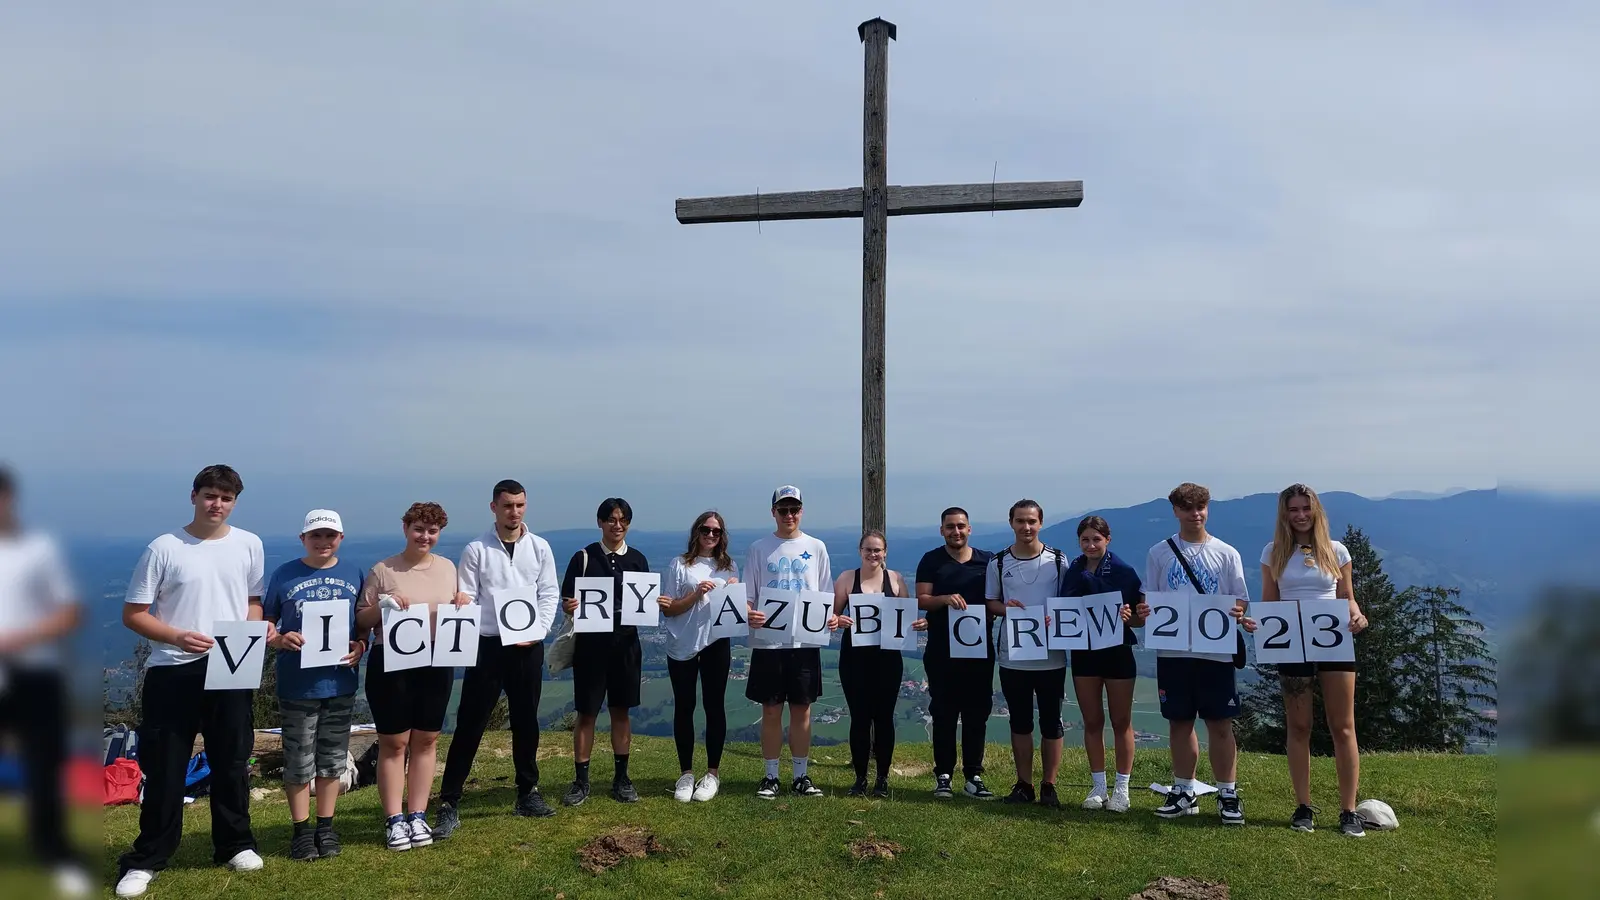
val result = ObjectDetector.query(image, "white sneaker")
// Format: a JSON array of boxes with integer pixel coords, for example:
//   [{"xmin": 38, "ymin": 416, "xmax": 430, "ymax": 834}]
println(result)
[
  {"xmin": 408, "ymin": 816, "xmax": 434, "ymax": 848},
  {"xmin": 1082, "ymin": 788, "xmax": 1107, "ymax": 810},
  {"xmin": 674, "ymin": 773, "xmax": 696, "ymax": 802},
  {"xmin": 224, "ymin": 849, "xmax": 264, "ymax": 872},
  {"xmin": 54, "ymin": 865, "xmax": 92, "ymax": 898},
  {"xmin": 115, "ymin": 869, "xmax": 155, "ymax": 898},
  {"xmin": 1107, "ymin": 786, "xmax": 1131, "ymax": 813},
  {"xmin": 386, "ymin": 818, "xmax": 412, "ymax": 851},
  {"xmin": 692, "ymin": 773, "xmax": 720, "ymax": 802}
]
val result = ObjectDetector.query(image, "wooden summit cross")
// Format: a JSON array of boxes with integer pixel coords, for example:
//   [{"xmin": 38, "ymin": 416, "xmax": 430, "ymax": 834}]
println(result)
[{"xmin": 675, "ymin": 17, "xmax": 1082, "ymax": 534}]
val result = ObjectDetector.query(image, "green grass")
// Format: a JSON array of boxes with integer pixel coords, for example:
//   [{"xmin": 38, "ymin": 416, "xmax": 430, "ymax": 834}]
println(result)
[{"xmin": 93, "ymin": 733, "xmax": 1496, "ymax": 899}]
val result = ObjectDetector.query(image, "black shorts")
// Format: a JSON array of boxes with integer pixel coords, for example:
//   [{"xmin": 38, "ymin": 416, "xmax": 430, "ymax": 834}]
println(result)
[
  {"xmin": 1071, "ymin": 645, "xmax": 1137, "ymax": 680},
  {"xmin": 572, "ymin": 634, "xmax": 642, "ymax": 715},
  {"xmin": 1156, "ymin": 656, "xmax": 1238, "ymax": 722},
  {"xmin": 998, "ymin": 666, "xmax": 1066, "ymax": 739},
  {"xmin": 365, "ymin": 646, "xmax": 454, "ymax": 735},
  {"xmin": 745, "ymin": 647, "xmax": 823, "ymax": 707},
  {"xmin": 1277, "ymin": 660, "xmax": 1357, "ymax": 678}
]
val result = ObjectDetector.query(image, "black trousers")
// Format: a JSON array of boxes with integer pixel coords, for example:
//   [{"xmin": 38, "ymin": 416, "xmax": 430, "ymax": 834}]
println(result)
[
  {"xmin": 840, "ymin": 646, "xmax": 902, "ymax": 779},
  {"xmin": 440, "ymin": 637, "xmax": 545, "ymax": 804},
  {"xmin": 925, "ymin": 650, "xmax": 996, "ymax": 779},
  {"xmin": 117, "ymin": 658, "xmax": 256, "ymax": 874},
  {"xmin": 666, "ymin": 638, "xmax": 731, "ymax": 772},
  {"xmin": 0, "ymin": 667, "xmax": 76, "ymax": 865}
]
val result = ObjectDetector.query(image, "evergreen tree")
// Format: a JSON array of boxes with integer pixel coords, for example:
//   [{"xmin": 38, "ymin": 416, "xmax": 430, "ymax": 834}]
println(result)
[{"xmin": 1400, "ymin": 585, "xmax": 1496, "ymax": 750}]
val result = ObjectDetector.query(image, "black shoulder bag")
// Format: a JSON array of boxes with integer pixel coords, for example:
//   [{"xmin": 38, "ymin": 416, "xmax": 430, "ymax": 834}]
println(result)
[{"xmin": 1166, "ymin": 538, "xmax": 1247, "ymax": 669}]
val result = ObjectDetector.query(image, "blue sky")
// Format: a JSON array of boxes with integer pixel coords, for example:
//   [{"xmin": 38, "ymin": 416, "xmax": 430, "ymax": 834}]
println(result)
[{"xmin": 2, "ymin": 2, "xmax": 1593, "ymax": 536}]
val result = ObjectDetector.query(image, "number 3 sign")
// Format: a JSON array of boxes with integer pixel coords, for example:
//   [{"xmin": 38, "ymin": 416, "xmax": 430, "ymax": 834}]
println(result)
[{"xmin": 1250, "ymin": 599, "xmax": 1355, "ymax": 664}]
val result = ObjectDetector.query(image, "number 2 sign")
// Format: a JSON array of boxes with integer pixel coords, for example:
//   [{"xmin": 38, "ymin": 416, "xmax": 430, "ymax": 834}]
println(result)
[{"xmin": 1250, "ymin": 602, "xmax": 1305, "ymax": 664}]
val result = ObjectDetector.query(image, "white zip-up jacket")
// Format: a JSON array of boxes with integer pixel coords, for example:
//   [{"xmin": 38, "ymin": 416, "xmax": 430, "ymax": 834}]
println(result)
[{"xmin": 458, "ymin": 526, "xmax": 561, "ymax": 640}]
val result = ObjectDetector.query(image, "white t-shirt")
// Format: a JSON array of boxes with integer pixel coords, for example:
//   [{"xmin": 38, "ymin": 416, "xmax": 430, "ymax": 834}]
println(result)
[
  {"xmin": 1144, "ymin": 534, "xmax": 1250, "ymax": 663},
  {"xmin": 985, "ymin": 545, "xmax": 1070, "ymax": 671},
  {"xmin": 745, "ymin": 532, "xmax": 831, "ymax": 651},
  {"xmin": 125, "ymin": 527, "xmax": 266, "ymax": 667},
  {"xmin": 1260, "ymin": 540, "xmax": 1351, "ymax": 601},
  {"xmin": 661, "ymin": 555, "xmax": 739, "ymax": 661},
  {"xmin": 0, "ymin": 532, "xmax": 78, "ymax": 669}
]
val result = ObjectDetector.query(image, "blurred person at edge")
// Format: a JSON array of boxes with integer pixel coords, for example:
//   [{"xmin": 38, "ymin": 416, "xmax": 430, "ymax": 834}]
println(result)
[{"xmin": 0, "ymin": 466, "xmax": 92, "ymax": 898}]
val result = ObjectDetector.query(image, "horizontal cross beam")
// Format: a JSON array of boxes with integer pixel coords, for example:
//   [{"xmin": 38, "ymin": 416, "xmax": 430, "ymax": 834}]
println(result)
[{"xmin": 674, "ymin": 180, "xmax": 1083, "ymax": 224}]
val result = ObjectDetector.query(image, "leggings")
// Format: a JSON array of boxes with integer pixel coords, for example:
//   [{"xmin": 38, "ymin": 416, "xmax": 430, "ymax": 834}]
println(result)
[
  {"xmin": 839, "ymin": 646, "xmax": 903, "ymax": 779},
  {"xmin": 666, "ymin": 638, "xmax": 731, "ymax": 771}
]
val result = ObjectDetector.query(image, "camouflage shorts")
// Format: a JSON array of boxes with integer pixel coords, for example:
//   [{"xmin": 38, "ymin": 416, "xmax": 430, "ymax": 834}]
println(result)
[{"xmin": 279, "ymin": 695, "xmax": 356, "ymax": 784}]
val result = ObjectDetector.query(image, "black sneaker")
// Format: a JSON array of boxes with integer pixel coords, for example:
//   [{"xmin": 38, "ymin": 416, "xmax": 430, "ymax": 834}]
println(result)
[
  {"xmin": 964, "ymin": 775, "xmax": 995, "ymax": 800},
  {"xmin": 561, "ymin": 780, "xmax": 590, "ymax": 807},
  {"xmin": 1003, "ymin": 782, "xmax": 1035, "ymax": 804},
  {"xmin": 933, "ymin": 775, "xmax": 954, "ymax": 799},
  {"xmin": 792, "ymin": 775, "xmax": 823, "ymax": 797},
  {"xmin": 516, "ymin": 789, "xmax": 556, "ymax": 818},
  {"xmin": 871, "ymin": 777, "xmax": 890, "ymax": 799},
  {"xmin": 1339, "ymin": 809, "xmax": 1366, "ymax": 838},
  {"xmin": 1219, "ymin": 790, "xmax": 1244, "ymax": 826},
  {"xmin": 1291, "ymin": 803, "xmax": 1317, "ymax": 833},
  {"xmin": 846, "ymin": 776, "xmax": 868, "ymax": 797},
  {"xmin": 1038, "ymin": 783, "xmax": 1060, "ymax": 809},
  {"xmin": 433, "ymin": 802, "xmax": 460, "ymax": 840},
  {"xmin": 612, "ymin": 777, "xmax": 640, "ymax": 803},
  {"xmin": 1154, "ymin": 788, "xmax": 1198, "ymax": 818},
  {"xmin": 313, "ymin": 826, "xmax": 341, "ymax": 859},
  {"xmin": 756, "ymin": 775, "xmax": 781, "ymax": 799},
  {"xmin": 290, "ymin": 828, "xmax": 319, "ymax": 862}
]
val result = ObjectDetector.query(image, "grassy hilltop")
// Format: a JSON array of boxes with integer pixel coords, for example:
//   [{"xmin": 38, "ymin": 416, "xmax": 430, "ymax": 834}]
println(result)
[{"xmin": 95, "ymin": 733, "xmax": 1495, "ymax": 900}]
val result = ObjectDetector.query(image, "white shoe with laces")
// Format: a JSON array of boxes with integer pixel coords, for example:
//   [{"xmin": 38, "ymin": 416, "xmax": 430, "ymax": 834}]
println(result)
[
  {"xmin": 225, "ymin": 849, "xmax": 264, "ymax": 871},
  {"xmin": 674, "ymin": 772, "xmax": 696, "ymax": 802},
  {"xmin": 1107, "ymin": 786, "xmax": 1131, "ymax": 813},
  {"xmin": 692, "ymin": 773, "xmax": 720, "ymax": 802},
  {"xmin": 114, "ymin": 869, "xmax": 155, "ymax": 898},
  {"xmin": 1082, "ymin": 788, "xmax": 1107, "ymax": 810}
]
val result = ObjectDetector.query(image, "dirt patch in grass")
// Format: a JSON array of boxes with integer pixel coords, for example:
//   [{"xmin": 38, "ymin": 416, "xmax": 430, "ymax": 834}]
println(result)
[
  {"xmin": 890, "ymin": 761, "xmax": 931, "ymax": 778},
  {"xmin": 847, "ymin": 837, "xmax": 905, "ymax": 861},
  {"xmin": 576, "ymin": 826, "xmax": 667, "ymax": 875},
  {"xmin": 1128, "ymin": 876, "xmax": 1230, "ymax": 900}
]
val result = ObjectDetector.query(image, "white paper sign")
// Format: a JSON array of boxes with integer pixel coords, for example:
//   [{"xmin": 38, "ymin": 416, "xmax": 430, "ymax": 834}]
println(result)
[
  {"xmin": 1141, "ymin": 591, "xmax": 1191, "ymax": 651},
  {"xmin": 572, "ymin": 576, "xmax": 615, "ymax": 634},
  {"xmin": 621, "ymin": 571, "xmax": 662, "ymax": 627},
  {"xmin": 1046, "ymin": 597, "xmax": 1089, "ymax": 651},
  {"xmin": 1004, "ymin": 605, "xmax": 1049, "ymax": 662},
  {"xmin": 850, "ymin": 593, "xmax": 885, "ymax": 648},
  {"xmin": 382, "ymin": 605, "xmax": 433, "ymax": 671},
  {"xmin": 949, "ymin": 606, "xmax": 988, "ymax": 659},
  {"xmin": 205, "ymin": 620, "xmax": 269, "ymax": 690},
  {"xmin": 706, "ymin": 584, "xmax": 750, "ymax": 641},
  {"xmin": 879, "ymin": 596, "xmax": 916, "ymax": 651},
  {"xmin": 491, "ymin": 586, "xmax": 548, "ymax": 644},
  {"xmin": 298, "ymin": 599, "xmax": 350, "ymax": 669},
  {"xmin": 794, "ymin": 590, "xmax": 834, "ymax": 647},
  {"xmin": 1299, "ymin": 599, "xmax": 1356, "ymax": 662},
  {"xmin": 754, "ymin": 587, "xmax": 798, "ymax": 648},
  {"xmin": 1190, "ymin": 595, "xmax": 1240, "ymax": 655},
  {"xmin": 1083, "ymin": 593, "xmax": 1127, "ymax": 652},
  {"xmin": 433, "ymin": 604, "xmax": 480, "ymax": 667},
  {"xmin": 1251, "ymin": 601, "xmax": 1305, "ymax": 665}
]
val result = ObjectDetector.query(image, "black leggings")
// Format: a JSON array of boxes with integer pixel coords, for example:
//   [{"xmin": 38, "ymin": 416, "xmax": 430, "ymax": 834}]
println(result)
[
  {"xmin": 839, "ymin": 646, "xmax": 903, "ymax": 779},
  {"xmin": 666, "ymin": 638, "xmax": 731, "ymax": 772}
]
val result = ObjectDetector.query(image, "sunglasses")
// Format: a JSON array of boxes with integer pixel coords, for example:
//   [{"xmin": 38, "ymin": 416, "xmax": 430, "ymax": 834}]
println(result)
[
  {"xmin": 775, "ymin": 506, "xmax": 802, "ymax": 516},
  {"xmin": 698, "ymin": 526, "xmax": 723, "ymax": 536}
]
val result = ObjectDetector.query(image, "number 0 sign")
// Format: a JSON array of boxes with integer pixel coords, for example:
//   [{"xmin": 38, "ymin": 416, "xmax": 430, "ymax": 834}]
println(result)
[{"xmin": 1299, "ymin": 599, "xmax": 1355, "ymax": 662}]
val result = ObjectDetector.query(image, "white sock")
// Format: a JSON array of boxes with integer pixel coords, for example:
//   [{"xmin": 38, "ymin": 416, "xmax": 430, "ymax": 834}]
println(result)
[
  {"xmin": 1090, "ymin": 771, "xmax": 1107, "ymax": 793},
  {"xmin": 1114, "ymin": 772, "xmax": 1131, "ymax": 792},
  {"xmin": 765, "ymin": 759, "xmax": 779, "ymax": 779},
  {"xmin": 1218, "ymin": 781, "xmax": 1236, "ymax": 794},
  {"xmin": 1176, "ymin": 776, "xmax": 1195, "ymax": 794},
  {"xmin": 793, "ymin": 756, "xmax": 809, "ymax": 778}
]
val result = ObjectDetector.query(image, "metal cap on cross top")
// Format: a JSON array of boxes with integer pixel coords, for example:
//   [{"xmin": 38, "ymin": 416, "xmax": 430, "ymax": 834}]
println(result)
[{"xmin": 674, "ymin": 19, "xmax": 1082, "ymax": 536}]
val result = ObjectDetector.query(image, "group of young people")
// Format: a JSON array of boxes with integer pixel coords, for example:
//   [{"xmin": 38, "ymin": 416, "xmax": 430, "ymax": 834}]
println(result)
[{"xmin": 100, "ymin": 465, "xmax": 1370, "ymax": 898}]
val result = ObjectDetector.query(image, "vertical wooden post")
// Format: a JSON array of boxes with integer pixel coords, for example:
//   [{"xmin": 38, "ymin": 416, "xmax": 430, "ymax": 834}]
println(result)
[{"xmin": 858, "ymin": 17, "xmax": 895, "ymax": 537}]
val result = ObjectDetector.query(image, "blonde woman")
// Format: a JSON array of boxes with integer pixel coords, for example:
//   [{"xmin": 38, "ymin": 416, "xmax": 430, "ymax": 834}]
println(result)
[{"xmin": 1258, "ymin": 484, "xmax": 1368, "ymax": 838}]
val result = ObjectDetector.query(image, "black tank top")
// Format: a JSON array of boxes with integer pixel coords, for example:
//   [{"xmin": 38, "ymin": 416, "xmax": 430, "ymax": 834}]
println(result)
[{"xmin": 844, "ymin": 567, "xmax": 902, "ymax": 654}]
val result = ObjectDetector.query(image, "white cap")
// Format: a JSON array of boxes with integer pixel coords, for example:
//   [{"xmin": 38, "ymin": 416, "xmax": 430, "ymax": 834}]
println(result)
[
  {"xmin": 1356, "ymin": 799, "xmax": 1398, "ymax": 830},
  {"xmin": 300, "ymin": 509, "xmax": 344, "ymax": 535},
  {"xmin": 771, "ymin": 485, "xmax": 803, "ymax": 506}
]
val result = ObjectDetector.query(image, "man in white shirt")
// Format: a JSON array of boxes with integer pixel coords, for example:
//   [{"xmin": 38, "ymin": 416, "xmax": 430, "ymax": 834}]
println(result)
[
  {"xmin": 744, "ymin": 485, "xmax": 834, "ymax": 799},
  {"xmin": 1143, "ymin": 482, "xmax": 1251, "ymax": 826},
  {"xmin": 984, "ymin": 499, "xmax": 1070, "ymax": 808},
  {"xmin": 435, "ymin": 479, "xmax": 562, "ymax": 837},
  {"xmin": 0, "ymin": 466, "xmax": 90, "ymax": 897},
  {"xmin": 114, "ymin": 465, "xmax": 270, "ymax": 898}
]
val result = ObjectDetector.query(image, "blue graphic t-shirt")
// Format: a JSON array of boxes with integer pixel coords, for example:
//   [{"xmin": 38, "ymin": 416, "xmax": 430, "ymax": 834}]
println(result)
[{"xmin": 262, "ymin": 559, "xmax": 366, "ymax": 700}]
